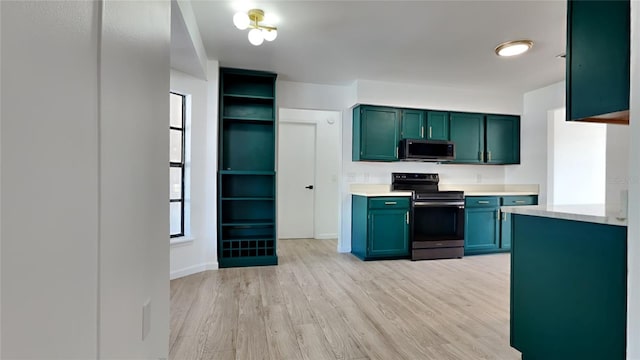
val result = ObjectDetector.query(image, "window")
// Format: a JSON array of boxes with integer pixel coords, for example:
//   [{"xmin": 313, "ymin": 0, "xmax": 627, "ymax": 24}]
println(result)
[{"xmin": 170, "ymin": 92, "xmax": 185, "ymax": 237}]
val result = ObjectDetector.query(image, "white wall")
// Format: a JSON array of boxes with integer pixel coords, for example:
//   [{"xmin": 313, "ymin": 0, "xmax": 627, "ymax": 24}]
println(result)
[
  {"xmin": 506, "ymin": 81, "xmax": 565, "ymax": 204},
  {"xmin": 606, "ymin": 124, "xmax": 630, "ymax": 213},
  {"xmin": 1, "ymin": 2, "xmax": 99, "ymax": 357},
  {"xmin": 277, "ymin": 80, "xmax": 353, "ymax": 111},
  {"xmin": 627, "ymin": 2, "xmax": 640, "ymax": 358},
  {"xmin": 98, "ymin": 1, "xmax": 170, "ymax": 357},
  {"xmin": 548, "ymin": 108, "xmax": 606, "ymax": 204},
  {"xmin": 279, "ymin": 109, "xmax": 341, "ymax": 239},
  {"xmin": 1, "ymin": 1, "xmax": 170, "ymax": 358},
  {"xmin": 169, "ymin": 69, "xmax": 218, "ymax": 279}
]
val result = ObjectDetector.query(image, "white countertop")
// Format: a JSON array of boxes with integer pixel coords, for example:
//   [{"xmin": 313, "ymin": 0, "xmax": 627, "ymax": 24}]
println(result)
[
  {"xmin": 501, "ymin": 204, "xmax": 627, "ymax": 227},
  {"xmin": 464, "ymin": 191, "xmax": 538, "ymax": 196},
  {"xmin": 351, "ymin": 191, "xmax": 413, "ymax": 197}
]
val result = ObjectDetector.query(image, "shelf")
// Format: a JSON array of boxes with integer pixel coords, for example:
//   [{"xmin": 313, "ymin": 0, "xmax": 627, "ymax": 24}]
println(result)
[
  {"xmin": 221, "ymin": 197, "xmax": 274, "ymax": 201},
  {"xmin": 221, "ymin": 220, "xmax": 275, "ymax": 227},
  {"xmin": 223, "ymin": 93, "xmax": 275, "ymax": 100},
  {"xmin": 222, "ymin": 116, "xmax": 274, "ymax": 122},
  {"xmin": 221, "ymin": 235, "xmax": 275, "ymax": 242},
  {"xmin": 219, "ymin": 170, "xmax": 275, "ymax": 175},
  {"xmin": 219, "ymin": 255, "xmax": 278, "ymax": 268}
]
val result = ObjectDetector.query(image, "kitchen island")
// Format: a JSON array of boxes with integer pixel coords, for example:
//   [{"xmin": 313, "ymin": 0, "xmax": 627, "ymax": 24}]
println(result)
[{"xmin": 502, "ymin": 204, "xmax": 627, "ymax": 360}]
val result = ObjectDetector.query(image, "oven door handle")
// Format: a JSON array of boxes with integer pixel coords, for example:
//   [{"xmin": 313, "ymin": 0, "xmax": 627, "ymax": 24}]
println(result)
[{"xmin": 414, "ymin": 201, "xmax": 465, "ymax": 207}]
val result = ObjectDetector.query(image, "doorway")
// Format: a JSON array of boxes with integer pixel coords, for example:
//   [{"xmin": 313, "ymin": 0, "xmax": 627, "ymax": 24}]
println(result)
[{"xmin": 277, "ymin": 109, "xmax": 340, "ymax": 240}]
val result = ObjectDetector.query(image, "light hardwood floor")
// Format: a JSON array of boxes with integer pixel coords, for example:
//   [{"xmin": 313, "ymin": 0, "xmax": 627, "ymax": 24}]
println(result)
[{"xmin": 170, "ymin": 239, "xmax": 521, "ymax": 360}]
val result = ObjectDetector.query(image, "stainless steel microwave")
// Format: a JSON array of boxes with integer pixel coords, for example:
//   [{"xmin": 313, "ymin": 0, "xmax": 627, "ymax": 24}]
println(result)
[{"xmin": 398, "ymin": 139, "xmax": 455, "ymax": 161}]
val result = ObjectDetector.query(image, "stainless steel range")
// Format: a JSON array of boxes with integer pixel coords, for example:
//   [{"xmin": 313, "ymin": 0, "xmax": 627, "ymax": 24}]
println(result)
[{"xmin": 391, "ymin": 173, "xmax": 465, "ymax": 260}]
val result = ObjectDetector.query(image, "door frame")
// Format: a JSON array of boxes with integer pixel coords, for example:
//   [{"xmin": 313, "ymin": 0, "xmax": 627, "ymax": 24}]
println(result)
[{"xmin": 277, "ymin": 108, "xmax": 341, "ymax": 241}]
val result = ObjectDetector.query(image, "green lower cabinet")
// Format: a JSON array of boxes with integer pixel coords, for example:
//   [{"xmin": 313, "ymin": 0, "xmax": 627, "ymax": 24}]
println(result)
[
  {"xmin": 464, "ymin": 206, "xmax": 500, "ymax": 254},
  {"xmin": 500, "ymin": 212, "xmax": 512, "ymax": 250},
  {"xmin": 351, "ymin": 195, "xmax": 410, "ymax": 260},
  {"xmin": 511, "ymin": 214, "xmax": 626, "ymax": 359}
]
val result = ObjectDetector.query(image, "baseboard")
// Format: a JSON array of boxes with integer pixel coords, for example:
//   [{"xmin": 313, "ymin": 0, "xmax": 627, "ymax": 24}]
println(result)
[
  {"xmin": 315, "ymin": 233, "xmax": 338, "ymax": 240},
  {"xmin": 170, "ymin": 261, "xmax": 219, "ymax": 280}
]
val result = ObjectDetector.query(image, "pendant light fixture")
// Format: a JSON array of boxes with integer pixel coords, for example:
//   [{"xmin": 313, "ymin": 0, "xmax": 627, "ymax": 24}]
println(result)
[{"xmin": 233, "ymin": 9, "xmax": 278, "ymax": 46}]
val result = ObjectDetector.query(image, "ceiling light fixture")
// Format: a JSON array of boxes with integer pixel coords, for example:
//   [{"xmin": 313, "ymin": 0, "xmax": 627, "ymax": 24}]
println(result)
[
  {"xmin": 233, "ymin": 9, "xmax": 278, "ymax": 46},
  {"xmin": 495, "ymin": 40, "xmax": 534, "ymax": 57}
]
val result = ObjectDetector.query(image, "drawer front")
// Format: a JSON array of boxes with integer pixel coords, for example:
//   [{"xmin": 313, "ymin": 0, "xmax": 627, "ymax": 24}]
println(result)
[
  {"xmin": 413, "ymin": 240, "xmax": 465, "ymax": 249},
  {"xmin": 368, "ymin": 197, "xmax": 410, "ymax": 210},
  {"xmin": 465, "ymin": 196, "xmax": 500, "ymax": 208},
  {"xmin": 501, "ymin": 195, "xmax": 538, "ymax": 206}
]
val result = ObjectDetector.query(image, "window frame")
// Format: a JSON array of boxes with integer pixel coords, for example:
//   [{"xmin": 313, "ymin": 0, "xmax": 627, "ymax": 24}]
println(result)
[{"xmin": 170, "ymin": 92, "xmax": 186, "ymax": 238}]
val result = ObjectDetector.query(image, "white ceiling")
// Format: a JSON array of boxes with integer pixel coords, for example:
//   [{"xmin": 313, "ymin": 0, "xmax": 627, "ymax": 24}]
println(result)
[{"xmin": 191, "ymin": 0, "xmax": 567, "ymax": 93}]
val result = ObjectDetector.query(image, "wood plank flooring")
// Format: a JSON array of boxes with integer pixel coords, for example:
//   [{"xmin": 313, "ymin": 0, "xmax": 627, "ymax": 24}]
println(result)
[{"xmin": 170, "ymin": 239, "xmax": 521, "ymax": 360}]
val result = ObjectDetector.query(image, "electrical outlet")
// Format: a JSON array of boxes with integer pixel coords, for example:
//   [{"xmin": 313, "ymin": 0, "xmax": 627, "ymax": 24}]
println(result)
[{"xmin": 142, "ymin": 299, "xmax": 151, "ymax": 341}]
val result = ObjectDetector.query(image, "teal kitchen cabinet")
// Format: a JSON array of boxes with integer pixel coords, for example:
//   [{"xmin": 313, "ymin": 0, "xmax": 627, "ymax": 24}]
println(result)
[
  {"xmin": 449, "ymin": 112, "xmax": 485, "ymax": 163},
  {"xmin": 400, "ymin": 109, "xmax": 426, "ymax": 139},
  {"xmin": 426, "ymin": 111, "xmax": 449, "ymax": 140},
  {"xmin": 486, "ymin": 115, "xmax": 520, "ymax": 164},
  {"xmin": 511, "ymin": 214, "xmax": 626, "ymax": 359},
  {"xmin": 567, "ymin": 0, "xmax": 630, "ymax": 124},
  {"xmin": 352, "ymin": 105, "xmax": 400, "ymax": 161},
  {"xmin": 351, "ymin": 196, "xmax": 410, "ymax": 260},
  {"xmin": 500, "ymin": 195, "xmax": 538, "ymax": 250},
  {"xmin": 449, "ymin": 113, "xmax": 520, "ymax": 164},
  {"xmin": 464, "ymin": 196, "xmax": 500, "ymax": 254}
]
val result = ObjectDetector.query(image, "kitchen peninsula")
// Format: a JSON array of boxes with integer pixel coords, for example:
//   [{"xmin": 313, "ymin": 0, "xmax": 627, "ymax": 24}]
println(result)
[{"xmin": 503, "ymin": 205, "xmax": 627, "ymax": 360}]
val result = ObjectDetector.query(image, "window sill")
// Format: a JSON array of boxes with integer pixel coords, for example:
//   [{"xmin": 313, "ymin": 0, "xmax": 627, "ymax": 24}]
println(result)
[{"xmin": 170, "ymin": 237, "xmax": 195, "ymax": 246}]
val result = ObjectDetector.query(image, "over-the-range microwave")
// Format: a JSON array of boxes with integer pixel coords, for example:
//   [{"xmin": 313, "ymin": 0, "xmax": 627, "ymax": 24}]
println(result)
[{"xmin": 398, "ymin": 139, "xmax": 455, "ymax": 162}]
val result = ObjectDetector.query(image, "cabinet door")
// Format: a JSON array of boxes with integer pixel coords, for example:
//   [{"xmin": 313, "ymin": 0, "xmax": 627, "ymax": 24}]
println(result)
[
  {"xmin": 368, "ymin": 208, "xmax": 409, "ymax": 258},
  {"xmin": 426, "ymin": 111, "xmax": 449, "ymax": 140},
  {"xmin": 486, "ymin": 115, "xmax": 520, "ymax": 164},
  {"xmin": 464, "ymin": 207, "xmax": 500, "ymax": 253},
  {"xmin": 500, "ymin": 212, "xmax": 512, "ymax": 250},
  {"xmin": 401, "ymin": 109, "xmax": 426, "ymax": 139},
  {"xmin": 358, "ymin": 106, "xmax": 400, "ymax": 161},
  {"xmin": 449, "ymin": 113, "xmax": 484, "ymax": 163},
  {"xmin": 567, "ymin": 0, "xmax": 629, "ymax": 122}
]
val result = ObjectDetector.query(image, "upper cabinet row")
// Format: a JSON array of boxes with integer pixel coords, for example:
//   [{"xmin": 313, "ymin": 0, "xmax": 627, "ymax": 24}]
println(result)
[
  {"xmin": 352, "ymin": 105, "xmax": 520, "ymax": 164},
  {"xmin": 566, "ymin": 0, "xmax": 630, "ymax": 124}
]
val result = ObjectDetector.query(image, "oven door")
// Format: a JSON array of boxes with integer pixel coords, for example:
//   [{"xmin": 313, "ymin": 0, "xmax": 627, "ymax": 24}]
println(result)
[{"xmin": 412, "ymin": 200, "xmax": 465, "ymax": 241}]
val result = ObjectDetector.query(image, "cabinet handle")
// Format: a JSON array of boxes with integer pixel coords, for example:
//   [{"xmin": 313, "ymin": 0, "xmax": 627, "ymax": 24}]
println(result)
[
  {"xmin": 487, "ymin": 151, "xmax": 492, "ymax": 162},
  {"xmin": 429, "ymin": 126, "xmax": 432, "ymax": 138},
  {"xmin": 515, "ymin": 200, "xmax": 526, "ymax": 204},
  {"xmin": 396, "ymin": 147, "xmax": 399, "ymax": 158},
  {"xmin": 479, "ymin": 151, "xmax": 484, "ymax": 162},
  {"xmin": 477, "ymin": 200, "xmax": 490, "ymax": 204},
  {"xmin": 496, "ymin": 210, "xmax": 500, "ymax": 220},
  {"xmin": 406, "ymin": 211, "xmax": 409, "ymax": 224},
  {"xmin": 385, "ymin": 201, "xmax": 397, "ymax": 205},
  {"xmin": 421, "ymin": 126, "xmax": 425, "ymax": 138}
]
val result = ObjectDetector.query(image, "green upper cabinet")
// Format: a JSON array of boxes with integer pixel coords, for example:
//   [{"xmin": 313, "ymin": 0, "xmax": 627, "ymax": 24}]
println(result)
[
  {"xmin": 486, "ymin": 115, "xmax": 520, "ymax": 164},
  {"xmin": 449, "ymin": 112, "xmax": 484, "ymax": 163},
  {"xmin": 567, "ymin": 0, "xmax": 630, "ymax": 124},
  {"xmin": 426, "ymin": 111, "xmax": 449, "ymax": 140},
  {"xmin": 353, "ymin": 105, "xmax": 400, "ymax": 161},
  {"xmin": 400, "ymin": 109, "xmax": 426, "ymax": 139}
]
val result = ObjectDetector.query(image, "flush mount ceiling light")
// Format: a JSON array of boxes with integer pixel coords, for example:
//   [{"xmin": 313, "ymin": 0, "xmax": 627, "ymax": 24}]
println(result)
[
  {"xmin": 233, "ymin": 8, "xmax": 278, "ymax": 46},
  {"xmin": 495, "ymin": 40, "xmax": 534, "ymax": 57}
]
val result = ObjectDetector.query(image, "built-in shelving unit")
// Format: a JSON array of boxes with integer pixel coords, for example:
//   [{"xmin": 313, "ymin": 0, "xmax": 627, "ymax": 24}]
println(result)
[{"xmin": 218, "ymin": 68, "xmax": 278, "ymax": 268}]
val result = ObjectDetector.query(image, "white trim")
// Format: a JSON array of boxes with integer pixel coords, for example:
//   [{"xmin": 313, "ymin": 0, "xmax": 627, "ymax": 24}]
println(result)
[
  {"xmin": 315, "ymin": 233, "xmax": 337, "ymax": 240},
  {"xmin": 169, "ymin": 261, "xmax": 218, "ymax": 280},
  {"xmin": 169, "ymin": 237, "xmax": 195, "ymax": 246}
]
